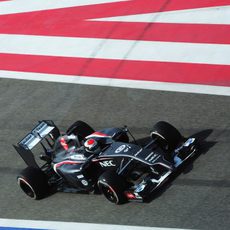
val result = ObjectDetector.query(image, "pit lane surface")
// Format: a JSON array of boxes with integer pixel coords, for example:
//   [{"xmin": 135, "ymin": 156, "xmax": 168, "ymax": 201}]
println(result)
[{"xmin": 0, "ymin": 78, "xmax": 229, "ymax": 230}]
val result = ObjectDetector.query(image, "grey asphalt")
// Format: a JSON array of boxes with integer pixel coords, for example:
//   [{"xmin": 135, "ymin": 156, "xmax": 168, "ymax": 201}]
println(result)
[{"xmin": 0, "ymin": 78, "xmax": 229, "ymax": 230}]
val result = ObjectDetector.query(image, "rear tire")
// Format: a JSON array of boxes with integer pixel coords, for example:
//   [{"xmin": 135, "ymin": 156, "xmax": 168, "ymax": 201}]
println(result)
[
  {"xmin": 151, "ymin": 121, "xmax": 182, "ymax": 151},
  {"xmin": 98, "ymin": 171, "xmax": 127, "ymax": 204},
  {"xmin": 66, "ymin": 120, "xmax": 94, "ymax": 141},
  {"xmin": 17, "ymin": 167, "xmax": 49, "ymax": 200}
]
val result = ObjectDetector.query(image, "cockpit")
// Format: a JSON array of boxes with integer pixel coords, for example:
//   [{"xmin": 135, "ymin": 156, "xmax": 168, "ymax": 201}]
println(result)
[{"xmin": 52, "ymin": 134, "xmax": 103, "ymax": 164}]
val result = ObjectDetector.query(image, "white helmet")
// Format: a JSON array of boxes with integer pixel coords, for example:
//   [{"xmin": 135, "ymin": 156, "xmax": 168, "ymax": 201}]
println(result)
[{"xmin": 84, "ymin": 138, "xmax": 101, "ymax": 154}]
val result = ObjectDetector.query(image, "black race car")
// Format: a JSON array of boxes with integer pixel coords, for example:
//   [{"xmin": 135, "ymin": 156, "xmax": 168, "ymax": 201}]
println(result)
[{"xmin": 14, "ymin": 120, "xmax": 198, "ymax": 204}]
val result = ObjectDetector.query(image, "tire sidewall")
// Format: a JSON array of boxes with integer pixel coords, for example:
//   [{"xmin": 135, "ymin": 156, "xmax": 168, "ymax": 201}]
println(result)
[
  {"xmin": 17, "ymin": 166, "xmax": 49, "ymax": 200},
  {"xmin": 66, "ymin": 120, "xmax": 94, "ymax": 141},
  {"xmin": 151, "ymin": 121, "xmax": 182, "ymax": 150},
  {"xmin": 98, "ymin": 171, "xmax": 127, "ymax": 204}
]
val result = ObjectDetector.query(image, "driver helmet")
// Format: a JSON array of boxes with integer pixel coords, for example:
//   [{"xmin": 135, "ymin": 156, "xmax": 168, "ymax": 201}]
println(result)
[{"xmin": 84, "ymin": 138, "xmax": 101, "ymax": 154}]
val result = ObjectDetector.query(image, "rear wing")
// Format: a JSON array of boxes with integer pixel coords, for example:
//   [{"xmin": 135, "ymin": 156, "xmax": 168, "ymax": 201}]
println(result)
[{"xmin": 13, "ymin": 120, "xmax": 60, "ymax": 168}]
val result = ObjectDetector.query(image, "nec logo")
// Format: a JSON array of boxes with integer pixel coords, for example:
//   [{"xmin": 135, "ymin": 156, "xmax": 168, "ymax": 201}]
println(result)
[{"xmin": 99, "ymin": 160, "xmax": 116, "ymax": 167}]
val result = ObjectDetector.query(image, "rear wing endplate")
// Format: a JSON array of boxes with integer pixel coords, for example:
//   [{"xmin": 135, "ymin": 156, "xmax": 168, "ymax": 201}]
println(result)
[{"xmin": 13, "ymin": 120, "xmax": 60, "ymax": 168}]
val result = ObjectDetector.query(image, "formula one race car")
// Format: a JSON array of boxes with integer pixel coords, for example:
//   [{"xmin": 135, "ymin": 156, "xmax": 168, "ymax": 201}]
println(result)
[{"xmin": 14, "ymin": 120, "xmax": 198, "ymax": 204}]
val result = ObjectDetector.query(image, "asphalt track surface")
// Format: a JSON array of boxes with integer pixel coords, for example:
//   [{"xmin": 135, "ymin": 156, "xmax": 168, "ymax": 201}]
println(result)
[{"xmin": 0, "ymin": 78, "xmax": 229, "ymax": 230}]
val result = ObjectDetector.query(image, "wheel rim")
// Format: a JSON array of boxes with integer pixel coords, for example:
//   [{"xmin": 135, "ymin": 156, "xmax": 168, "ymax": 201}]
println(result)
[
  {"xmin": 100, "ymin": 183, "xmax": 118, "ymax": 203},
  {"xmin": 18, "ymin": 178, "xmax": 36, "ymax": 199}
]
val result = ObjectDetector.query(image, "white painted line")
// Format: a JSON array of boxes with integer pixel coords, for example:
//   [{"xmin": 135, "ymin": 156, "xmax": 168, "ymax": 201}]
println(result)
[
  {"xmin": 91, "ymin": 5, "xmax": 230, "ymax": 25},
  {"xmin": 0, "ymin": 70, "xmax": 229, "ymax": 96},
  {"xmin": 0, "ymin": 218, "xmax": 195, "ymax": 230},
  {"xmin": 0, "ymin": 0, "xmax": 127, "ymax": 15},
  {"xmin": 0, "ymin": 34, "xmax": 230, "ymax": 65}
]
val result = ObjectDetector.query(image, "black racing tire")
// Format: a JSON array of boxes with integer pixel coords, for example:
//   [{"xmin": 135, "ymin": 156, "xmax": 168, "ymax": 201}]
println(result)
[
  {"xmin": 150, "ymin": 121, "xmax": 182, "ymax": 151},
  {"xmin": 98, "ymin": 171, "xmax": 127, "ymax": 204},
  {"xmin": 17, "ymin": 167, "xmax": 49, "ymax": 200},
  {"xmin": 66, "ymin": 120, "xmax": 94, "ymax": 141}
]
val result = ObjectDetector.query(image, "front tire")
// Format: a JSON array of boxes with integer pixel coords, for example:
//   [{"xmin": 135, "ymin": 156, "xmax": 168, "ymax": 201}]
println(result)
[
  {"xmin": 17, "ymin": 167, "xmax": 49, "ymax": 200},
  {"xmin": 98, "ymin": 171, "xmax": 127, "ymax": 204},
  {"xmin": 151, "ymin": 121, "xmax": 182, "ymax": 151}
]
